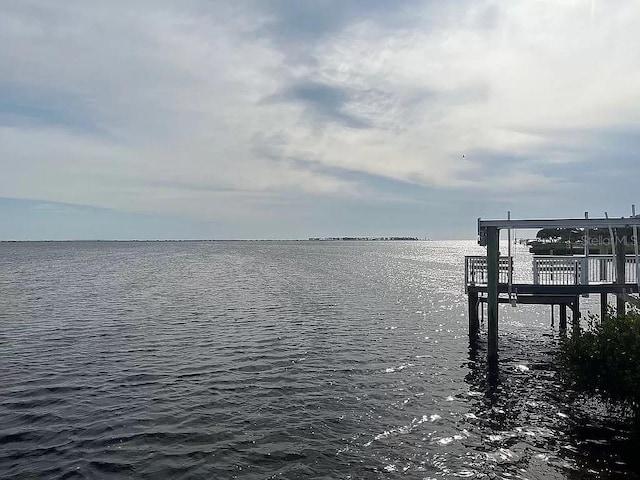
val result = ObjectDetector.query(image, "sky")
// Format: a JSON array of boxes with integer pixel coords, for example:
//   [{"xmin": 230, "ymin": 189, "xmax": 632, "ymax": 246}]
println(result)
[{"xmin": 1, "ymin": 0, "xmax": 639, "ymax": 240}]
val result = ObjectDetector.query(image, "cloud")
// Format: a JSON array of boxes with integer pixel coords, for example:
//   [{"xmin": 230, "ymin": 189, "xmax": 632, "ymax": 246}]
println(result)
[
  {"xmin": 0, "ymin": 0, "xmax": 639, "ymax": 238},
  {"xmin": 266, "ymin": 80, "xmax": 372, "ymax": 129},
  {"xmin": 266, "ymin": 1, "xmax": 640, "ymax": 191}
]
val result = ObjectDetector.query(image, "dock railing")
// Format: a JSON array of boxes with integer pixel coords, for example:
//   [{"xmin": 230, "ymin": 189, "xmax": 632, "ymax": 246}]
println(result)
[
  {"xmin": 465, "ymin": 256, "xmax": 512, "ymax": 293},
  {"xmin": 465, "ymin": 254, "xmax": 637, "ymax": 289},
  {"xmin": 532, "ymin": 256, "xmax": 583, "ymax": 285},
  {"xmin": 532, "ymin": 255, "xmax": 637, "ymax": 285}
]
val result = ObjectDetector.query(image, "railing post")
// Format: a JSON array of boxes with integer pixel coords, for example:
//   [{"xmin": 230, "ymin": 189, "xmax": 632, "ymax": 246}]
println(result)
[
  {"xmin": 615, "ymin": 228, "xmax": 626, "ymax": 317},
  {"xmin": 633, "ymin": 204, "xmax": 639, "ymax": 291},
  {"xmin": 584, "ymin": 211, "xmax": 589, "ymax": 284},
  {"xmin": 487, "ymin": 226, "xmax": 499, "ymax": 364},
  {"xmin": 580, "ymin": 257, "xmax": 588, "ymax": 285},
  {"xmin": 464, "ymin": 257, "xmax": 469, "ymax": 293}
]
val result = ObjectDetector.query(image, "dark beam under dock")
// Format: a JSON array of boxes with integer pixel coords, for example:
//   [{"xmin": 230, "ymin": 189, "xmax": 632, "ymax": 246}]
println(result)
[{"xmin": 468, "ymin": 284, "xmax": 639, "ymax": 295}]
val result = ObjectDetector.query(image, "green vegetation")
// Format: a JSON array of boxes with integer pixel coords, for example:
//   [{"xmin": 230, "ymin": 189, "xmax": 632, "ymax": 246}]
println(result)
[
  {"xmin": 535, "ymin": 227, "xmax": 619, "ymax": 242},
  {"xmin": 529, "ymin": 226, "xmax": 637, "ymax": 255},
  {"xmin": 536, "ymin": 227, "xmax": 582, "ymax": 242},
  {"xmin": 560, "ymin": 309, "xmax": 640, "ymax": 416}
]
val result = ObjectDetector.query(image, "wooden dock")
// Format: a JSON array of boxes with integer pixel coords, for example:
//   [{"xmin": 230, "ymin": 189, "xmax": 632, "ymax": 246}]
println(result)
[{"xmin": 467, "ymin": 214, "xmax": 640, "ymax": 363}]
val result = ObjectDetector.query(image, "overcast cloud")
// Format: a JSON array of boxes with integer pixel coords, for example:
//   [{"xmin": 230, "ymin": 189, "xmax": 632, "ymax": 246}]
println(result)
[{"xmin": 1, "ymin": 0, "xmax": 639, "ymax": 239}]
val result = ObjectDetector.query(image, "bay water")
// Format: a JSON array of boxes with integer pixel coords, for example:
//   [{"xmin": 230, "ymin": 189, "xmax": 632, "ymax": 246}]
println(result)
[{"xmin": 1, "ymin": 241, "xmax": 638, "ymax": 479}]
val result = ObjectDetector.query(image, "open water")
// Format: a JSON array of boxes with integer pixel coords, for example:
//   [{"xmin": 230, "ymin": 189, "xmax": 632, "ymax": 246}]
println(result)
[{"xmin": 1, "ymin": 241, "xmax": 638, "ymax": 479}]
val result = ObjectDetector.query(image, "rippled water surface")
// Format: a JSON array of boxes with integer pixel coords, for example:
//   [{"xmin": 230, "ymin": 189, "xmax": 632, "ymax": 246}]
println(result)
[{"xmin": 1, "ymin": 241, "xmax": 638, "ymax": 479}]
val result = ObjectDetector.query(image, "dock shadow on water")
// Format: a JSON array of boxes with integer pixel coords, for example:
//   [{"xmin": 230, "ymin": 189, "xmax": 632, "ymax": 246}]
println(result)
[{"xmin": 460, "ymin": 331, "xmax": 640, "ymax": 480}]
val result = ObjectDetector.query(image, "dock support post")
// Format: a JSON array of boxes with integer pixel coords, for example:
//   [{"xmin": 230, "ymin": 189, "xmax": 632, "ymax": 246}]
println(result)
[
  {"xmin": 615, "ymin": 228, "xmax": 626, "ymax": 317},
  {"xmin": 468, "ymin": 291, "xmax": 479, "ymax": 340},
  {"xmin": 559, "ymin": 304, "xmax": 567, "ymax": 331},
  {"xmin": 572, "ymin": 296, "xmax": 580, "ymax": 333},
  {"xmin": 600, "ymin": 293, "xmax": 608, "ymax": 322},
  {"xmin": 486, "ymin": 226, "xmax": 499, "ymax": 363}
]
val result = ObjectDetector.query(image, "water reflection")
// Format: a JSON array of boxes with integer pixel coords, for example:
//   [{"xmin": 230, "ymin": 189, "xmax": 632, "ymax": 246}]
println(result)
[{"xmin": 464, "ymin": 333, "xmax": 640, "ymax": 479}]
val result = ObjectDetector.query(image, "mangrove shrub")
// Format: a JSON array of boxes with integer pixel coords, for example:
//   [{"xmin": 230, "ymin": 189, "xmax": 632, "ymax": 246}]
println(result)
[{"xmin": 560, "ymin": 309, "xmax": 640, "ymax": 414}]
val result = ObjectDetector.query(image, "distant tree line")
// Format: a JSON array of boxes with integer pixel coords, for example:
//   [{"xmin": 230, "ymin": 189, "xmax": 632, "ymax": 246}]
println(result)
[{"xmin": 535, "ymin": 227, "xmax": 637, "ymax": 243}]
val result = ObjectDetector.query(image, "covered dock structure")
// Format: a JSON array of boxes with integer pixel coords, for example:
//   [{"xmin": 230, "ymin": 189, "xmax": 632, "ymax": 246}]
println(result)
[{"xmin": 467, "ymin": 212, "xmax": 640, "ymax": 363}]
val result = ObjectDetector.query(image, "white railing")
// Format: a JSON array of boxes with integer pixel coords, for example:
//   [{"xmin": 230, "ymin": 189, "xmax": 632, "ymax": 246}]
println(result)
[
  {"xmin": 532, "ymin": 255, "xmax": 638, "ymax": 285},
  {"xmin": 465, "ymin": 254, "xmax": 638, "ymax": 288},
  {"xmin": 465, "ymin": 256, "xmax": 512, "ymax": 292},
  {"xmin": 532, "ymin": 256, "xmax": 583, "ymax": 285}
]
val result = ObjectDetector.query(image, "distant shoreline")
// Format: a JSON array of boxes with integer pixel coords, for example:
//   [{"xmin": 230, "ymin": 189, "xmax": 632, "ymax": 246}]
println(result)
[{"xmin": 308, "ymin": 236, "xmax": 425, "ymax": 241}]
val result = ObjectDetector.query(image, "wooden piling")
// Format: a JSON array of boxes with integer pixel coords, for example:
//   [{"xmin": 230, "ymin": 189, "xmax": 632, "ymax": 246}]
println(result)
[
  {"xmin": 468, "ymin": 291, "xmax": 479, "ymax": 340},
  {"xmin": 572, "ymin": 296, "xmax": 580, "ymax": 332},
  {"xmin": 600, "ymin": 292, "xmax": 608, "ymax": 321},
  {"xmin": 486, "ymin": 226, "xmax": 499, "ymax": 362},
  {"xmin": 559, "ymin": 304, "xmax": 567, "ymax": 330}
]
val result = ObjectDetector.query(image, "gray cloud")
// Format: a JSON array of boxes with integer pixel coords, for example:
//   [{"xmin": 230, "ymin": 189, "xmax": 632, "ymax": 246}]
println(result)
[
  {"xmin": 266, "ymin": 81, "xmax": 372, "ymax": 129},
  {"xmin": 261, "ymin": 0, "xmax": 427, "ymax": 41}
]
